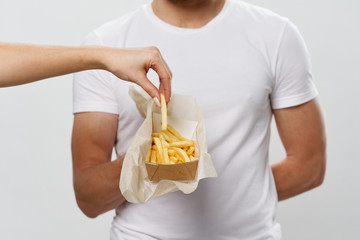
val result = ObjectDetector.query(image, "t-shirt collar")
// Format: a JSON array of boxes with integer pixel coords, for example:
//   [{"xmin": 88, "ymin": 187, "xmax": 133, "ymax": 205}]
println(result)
[{"xmin": 143, "ymin": 0, "xmax": 231, "ymax": 33}]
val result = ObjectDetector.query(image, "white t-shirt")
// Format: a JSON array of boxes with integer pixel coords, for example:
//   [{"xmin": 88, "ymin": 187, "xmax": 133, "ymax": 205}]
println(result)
[{"xmin": 73, "ymin": 0, "xmax": 318, "ymax": 239}]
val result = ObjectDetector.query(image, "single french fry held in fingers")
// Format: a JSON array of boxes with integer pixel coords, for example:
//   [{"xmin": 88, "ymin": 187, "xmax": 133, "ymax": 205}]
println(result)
[{"xmin": 160, "ymin": 93, "xmax": 167, "ymax": 132}]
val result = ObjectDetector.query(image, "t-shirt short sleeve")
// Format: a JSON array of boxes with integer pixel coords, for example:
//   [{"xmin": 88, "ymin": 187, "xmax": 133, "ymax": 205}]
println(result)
[
  {"xmin": 73, "ymin": 32, "xmax": 118, "ymax": 114},
  {"xmin": 270, "ymin": 21, "xmax": 318, "ymax": 109}
]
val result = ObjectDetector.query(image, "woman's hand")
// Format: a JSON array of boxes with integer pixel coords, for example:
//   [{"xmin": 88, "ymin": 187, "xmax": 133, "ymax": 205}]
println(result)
[{"xmin": 98, "ymin": 46, "xmax": 172, "ymax": 104}]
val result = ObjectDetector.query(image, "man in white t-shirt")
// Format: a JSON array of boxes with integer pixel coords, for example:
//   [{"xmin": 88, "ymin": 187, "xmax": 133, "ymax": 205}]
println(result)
[{"xmin": 72, "ymin": 0, "xmax": 326, "ymax": 239}]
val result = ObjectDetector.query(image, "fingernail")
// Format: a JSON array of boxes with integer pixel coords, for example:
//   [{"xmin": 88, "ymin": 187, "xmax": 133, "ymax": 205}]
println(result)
[{"xmin": 153, "ymin": 97, "xmax": 161, "ymax": 107}]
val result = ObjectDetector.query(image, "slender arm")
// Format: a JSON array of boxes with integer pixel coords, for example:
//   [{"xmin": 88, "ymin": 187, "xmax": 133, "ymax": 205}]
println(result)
[
  {"xmin": 0, "ymin": 43, "xmax": 172, "ymax": 102},
  {"xmin": 271, "ymin": 98, "xmax": 326, "ymax": 201},
  {"xmin": 0, "ymin": 43, "xmax": 101, "ymax": 87}
]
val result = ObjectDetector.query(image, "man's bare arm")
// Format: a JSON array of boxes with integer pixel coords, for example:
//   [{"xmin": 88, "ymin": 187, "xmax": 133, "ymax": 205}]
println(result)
[
  {"xmin": 72, "ymin": 112, "xmax": 124, "ymax": 218},
  {"xmin": 272, "ymin": 98, "xmax": 326, "ymax": 201}
]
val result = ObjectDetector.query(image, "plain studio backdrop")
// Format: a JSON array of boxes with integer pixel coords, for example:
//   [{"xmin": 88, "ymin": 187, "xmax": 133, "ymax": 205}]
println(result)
[{"xmin": 0, "ymin": 0, "xmax": 359, "ymax": 239}]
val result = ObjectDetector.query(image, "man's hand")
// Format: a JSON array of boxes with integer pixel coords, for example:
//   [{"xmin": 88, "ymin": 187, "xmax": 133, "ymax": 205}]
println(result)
[
  {"xmin": 99, "ymin": 46, "xmax": 172, "ymax": 104},
  {"xmin": 272, "ymin": 98, "xmax": 326, "ymax": 201}
]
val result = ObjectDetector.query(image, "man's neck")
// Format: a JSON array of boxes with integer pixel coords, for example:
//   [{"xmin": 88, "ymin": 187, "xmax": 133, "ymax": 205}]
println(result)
[{"xmin": 151, "ymin": 0, "xmax": 226, "ymax": 28}]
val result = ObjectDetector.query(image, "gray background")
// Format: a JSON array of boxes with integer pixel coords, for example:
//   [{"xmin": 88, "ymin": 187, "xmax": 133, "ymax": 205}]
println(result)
[{"xmin": 0, "ymin": 0, "xmax": 359, "ymax": 239}]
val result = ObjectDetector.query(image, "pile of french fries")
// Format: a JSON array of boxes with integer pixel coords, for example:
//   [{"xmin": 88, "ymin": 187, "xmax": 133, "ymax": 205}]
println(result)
[{"xmin": 145, "ymin": 94, "xmax": 197, "ymax": 165}]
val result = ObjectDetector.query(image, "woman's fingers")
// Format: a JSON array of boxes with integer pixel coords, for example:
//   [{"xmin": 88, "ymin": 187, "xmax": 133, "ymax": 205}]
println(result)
[
  {"xmin": 149, "ymin": 54, "xmax": 172, "ymax": 104},
  {"xmin": 136, "ymin": 74, "xmax": 162, "ymax": 107}
]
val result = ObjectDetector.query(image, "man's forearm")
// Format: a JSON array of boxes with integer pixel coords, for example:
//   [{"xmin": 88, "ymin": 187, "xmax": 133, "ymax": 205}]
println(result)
[
  {"xmin": 73, "ymin": 156, "xmax": 125, "ymax": 218},
  {"xmin": 271, "ymin": 153, "xmax": 326, "ymax": 201}
]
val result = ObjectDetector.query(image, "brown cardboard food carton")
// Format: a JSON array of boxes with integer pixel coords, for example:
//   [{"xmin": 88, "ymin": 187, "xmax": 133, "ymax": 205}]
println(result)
[
  {"xmin": 145, "ymin": 159, "xmax": 199, "ymax": 181},
  {"xmin": 145, "ymin": 143, "xmax": 199, "ymax": 182}
]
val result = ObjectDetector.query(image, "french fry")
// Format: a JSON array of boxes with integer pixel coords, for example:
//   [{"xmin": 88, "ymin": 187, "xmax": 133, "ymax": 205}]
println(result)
[
  {"xmin": 170, "ymin": 156, "xmax": 178, "ymax": 164},
  {"xmin": 187, "ymin": 146, "xmax": 195, "ymax": 156},
  {"xmin": 154, "ymin": 137, "xmax": 164, "ymax": 164},
  {"xmin": 150, "ymin": 149, "xmax": 157, "ymax": 163},
  {"xmin": 159, "ymin": 132, "xmax": 165, "ymax": 141},
  {"xmin": 163, "ymin": 131, "xmax": 178, "ymax": 142},
  {"xmin": 168, "ymin": 149, "xmax": 175, "ymax": 156},
  {"xmin": 167, "ymin": 125, "xmax": 187, "ymax": 141},
  {"xmin": 161, "ymin": 139, "xmax": 170, "ymax": 148},
  {"xmin": 160, "ymin": 93, "xmax": 167, "ymax": 132},
  {"xmin": 174, "ymin": 153, "xmax": 183, "ymax": 163},
  {"xmin": 171, "ymin": 147, "xmax": 190, "ymax": 163},
  {"xmin": 162, "ymin": 131, "xmax": 173, "ymax": 142},
  {"xmin": 175, "ymin": 158, "xmax": 184, "ymax": 164},
  {"xmin": 163, "ymin": 148, "xmax": 170, "ymax": 164},
  {"xmin": 169, "ymin": 141, "xmax": 194, "ymax": 148},
  {"xmin": 156, "ymin": 149, "xmax": 162, "ymax": 164}
]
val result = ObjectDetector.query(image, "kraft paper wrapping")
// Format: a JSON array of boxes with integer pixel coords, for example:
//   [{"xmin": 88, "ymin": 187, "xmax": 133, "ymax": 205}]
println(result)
[{"xmin": 119, "ymin": 87, "xmax": 217, "ymax": 203}]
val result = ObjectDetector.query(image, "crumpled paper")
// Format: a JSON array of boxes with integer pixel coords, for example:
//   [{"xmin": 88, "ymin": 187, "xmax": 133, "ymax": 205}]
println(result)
[{"xmin": 119, "ymin": 87, "xmax": 217, "ymax": 203}]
